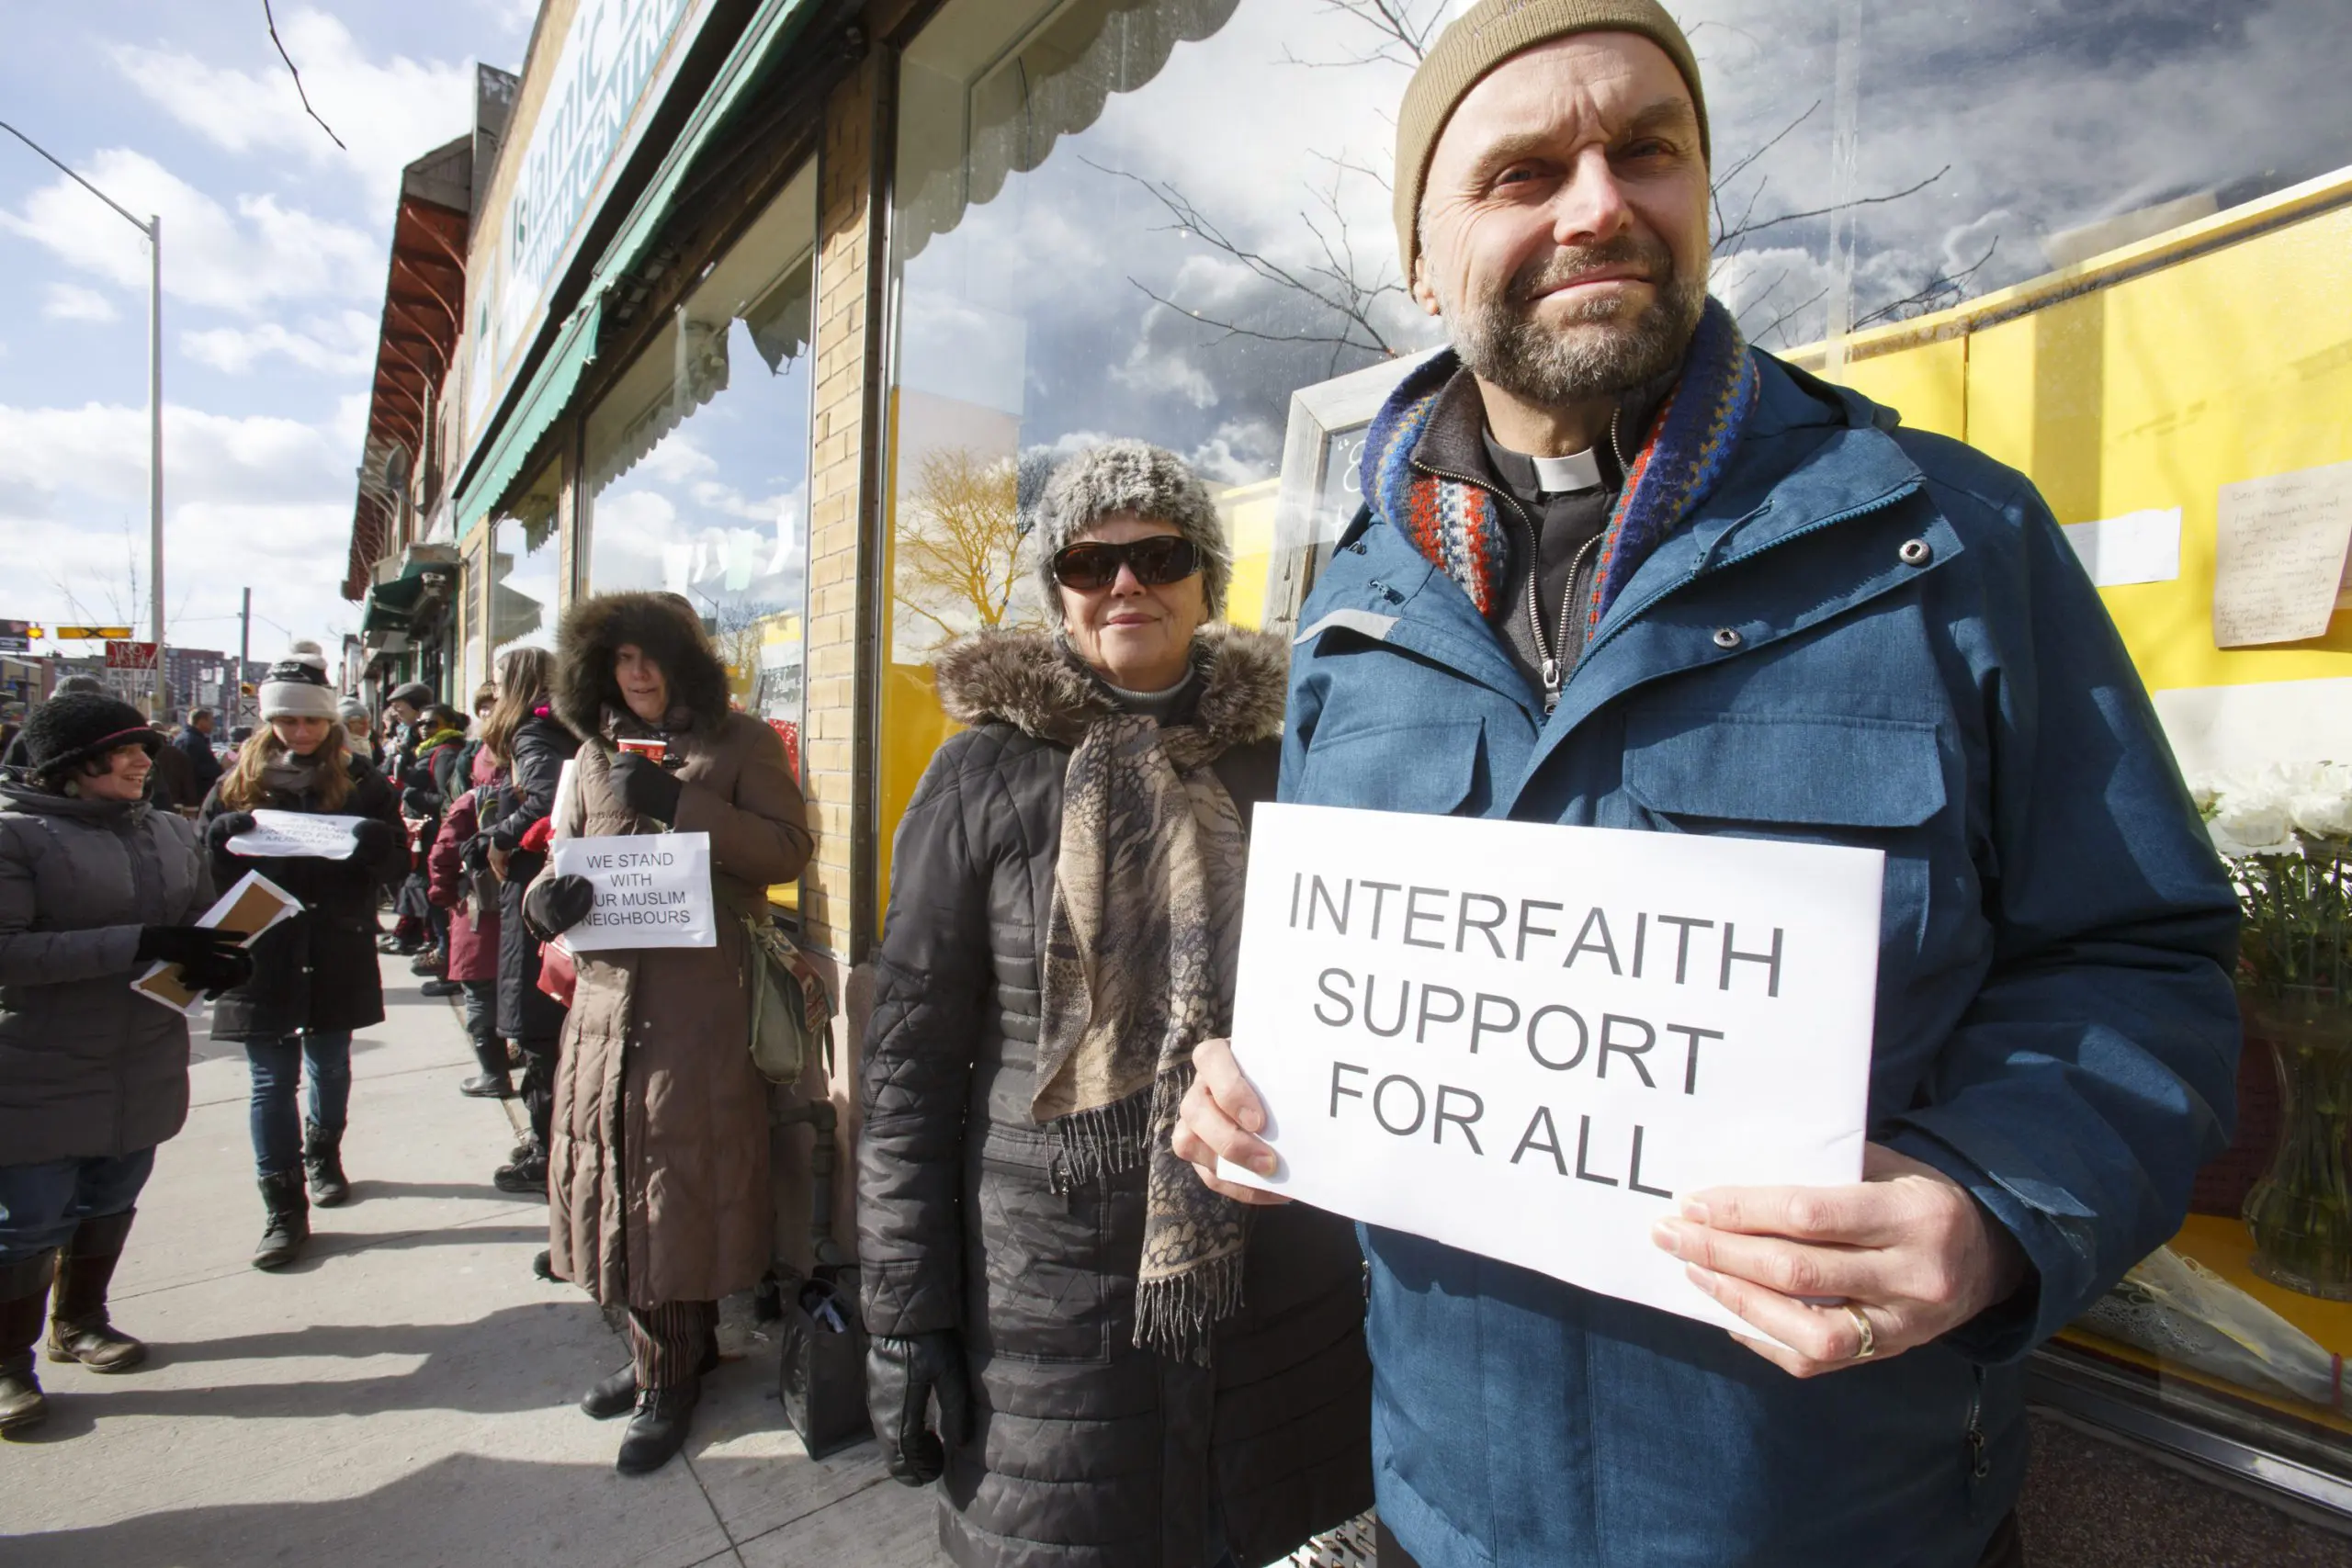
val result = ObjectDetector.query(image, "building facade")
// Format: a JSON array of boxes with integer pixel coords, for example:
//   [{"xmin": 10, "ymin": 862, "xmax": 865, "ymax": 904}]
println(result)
[{"xmin": 344, "ymin": 0, "xmax": 2352, "ymax": 1546}]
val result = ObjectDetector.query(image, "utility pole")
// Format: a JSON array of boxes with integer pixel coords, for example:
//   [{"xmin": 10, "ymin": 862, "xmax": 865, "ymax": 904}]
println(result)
[
  {"xmin": 0, "ymin": 120, "xmax": 167, "ymax": 716},
  {"xmin": 238, "ymin": 587, "xmax": 253, "ymax": 728},
  {"xmin": 148, "ymin": 213, "xmax": 164, "ymax": 717}
]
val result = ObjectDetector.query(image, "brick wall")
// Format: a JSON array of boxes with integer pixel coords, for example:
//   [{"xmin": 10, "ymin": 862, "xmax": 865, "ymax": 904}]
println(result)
[{"xmin": 801, "ymin": 54, "xmax": 879, "ymax": 963}]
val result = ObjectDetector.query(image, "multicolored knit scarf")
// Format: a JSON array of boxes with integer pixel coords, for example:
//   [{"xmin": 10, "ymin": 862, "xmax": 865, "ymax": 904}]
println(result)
[{"xmin": 1363, "ymin": 296, "xmax": 1761, "ymax": 642}]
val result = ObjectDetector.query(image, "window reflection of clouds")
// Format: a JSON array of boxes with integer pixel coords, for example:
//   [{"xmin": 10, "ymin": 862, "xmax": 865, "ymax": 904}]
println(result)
[{"xmin": 584, "ymin": 169, "xmax": 817, "ymax": 722}]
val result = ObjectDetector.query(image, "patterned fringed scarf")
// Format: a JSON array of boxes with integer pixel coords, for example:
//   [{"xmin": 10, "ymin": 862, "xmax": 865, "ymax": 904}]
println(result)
[
  {"xmin": 1034, "ymin": 707, "xmax": 1251, "ymax": 1366},
  {"xmin": 1363, "ymin": 297, "xmax": 1762, "ymax": 640}
]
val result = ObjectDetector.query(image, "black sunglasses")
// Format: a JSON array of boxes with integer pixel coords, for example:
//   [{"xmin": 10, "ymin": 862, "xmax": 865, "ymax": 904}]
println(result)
[{"xmin": 1050, "ymin": 536, "xmax": 1203, "ymax": 592}]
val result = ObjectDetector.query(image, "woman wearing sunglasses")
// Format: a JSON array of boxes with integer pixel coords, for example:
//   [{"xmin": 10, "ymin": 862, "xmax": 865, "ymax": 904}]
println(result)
[{"xmin": 858, "ymin": 440, "xmax": 1373, "ymax": 1568}]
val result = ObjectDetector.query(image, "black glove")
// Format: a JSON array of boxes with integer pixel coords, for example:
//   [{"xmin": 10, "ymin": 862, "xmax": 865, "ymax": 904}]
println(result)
[
  {"xmin": 204, "ymin": 811, "xmax": 259, "ymax": 852},
  {"xmin": 351, "ymin": 818, "xmax": 401, "ymax": 860},
  {"xmin": 523, "ymin": 874, "xmax": 596, "ymax": 941},
  {"xmin": 136, "ymin": 925, "xmax": 247, "ymax": 969},
  {"xmin": 611, "ymin": 751, "xmax": 684, "ymax": 823},
  {"xmin": 461, "ymin": 834, "xmax": 493, "ymax": 874},
  {"xmin": 180, "ymin": 943, "xmax": 254, "ymax": 999},
  {"xmin": 401, "ymin": 786, "xmax": 438, "ymax": 818},
  {"xmin": 866, "ymin": 1331, "xmax": 972, "ymax": 1486}
]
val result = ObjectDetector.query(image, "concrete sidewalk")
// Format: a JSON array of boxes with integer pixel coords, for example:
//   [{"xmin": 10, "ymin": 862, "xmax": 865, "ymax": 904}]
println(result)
[{"xmin": 0, "ymin": 954, "xmax": 944, "ymax": 1568}]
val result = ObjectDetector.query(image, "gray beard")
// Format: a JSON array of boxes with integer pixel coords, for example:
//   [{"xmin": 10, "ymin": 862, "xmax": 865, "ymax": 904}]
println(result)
[{"xmin": 1446, "ymin": 262, "xmax": 1708, "ymax": 411}]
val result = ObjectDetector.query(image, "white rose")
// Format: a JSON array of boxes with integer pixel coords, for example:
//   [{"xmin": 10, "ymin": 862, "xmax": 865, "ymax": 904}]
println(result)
[
  {"xmin": 2187, "ymin": 778, "xmax": 2220, "ymax": 814},
  {"xmin": 2290, "ymin": 790, "xmax": 2352, "ymax": 840},
  {"xmin": 2210, "ymin": 796, "xmax": 2296, "ymax": 857}
]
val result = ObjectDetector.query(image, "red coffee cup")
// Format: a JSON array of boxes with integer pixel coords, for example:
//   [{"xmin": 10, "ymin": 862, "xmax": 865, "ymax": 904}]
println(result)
[{"xmin": 616, "ymin": 738, "xmax": 667, "ymax": 763}]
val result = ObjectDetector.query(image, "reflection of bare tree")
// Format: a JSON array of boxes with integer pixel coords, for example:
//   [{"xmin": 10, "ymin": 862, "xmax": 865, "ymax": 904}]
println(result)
[
  {"xmin": 893, "ymin": 448, "xmax": 1030, "ymax": 644},
  {"xmin": 695, "ymin": 596, "xmax": 767, "ymax": 705},
  {"xmin": 1114, "ymin": 0, "xmax": 1968, "ymax": 358}
]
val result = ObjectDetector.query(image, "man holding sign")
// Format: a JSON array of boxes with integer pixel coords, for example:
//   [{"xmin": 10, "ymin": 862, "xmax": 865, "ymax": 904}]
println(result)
[{"xmin": 1175, "ymin": 5, "xmax": 2240, "ymax": 1564}]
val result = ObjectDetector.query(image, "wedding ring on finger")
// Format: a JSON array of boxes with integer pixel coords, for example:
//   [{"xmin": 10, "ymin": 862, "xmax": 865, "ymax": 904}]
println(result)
[{"xmin": 1842, "ymin": 1303, "xmax": 1878, "ymax": 1360}]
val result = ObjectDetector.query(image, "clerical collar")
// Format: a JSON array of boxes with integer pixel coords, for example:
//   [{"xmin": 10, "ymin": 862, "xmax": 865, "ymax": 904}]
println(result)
[{"xmin": 1482, "ymin": 434, "xmax": 1605, "ymax": 496}]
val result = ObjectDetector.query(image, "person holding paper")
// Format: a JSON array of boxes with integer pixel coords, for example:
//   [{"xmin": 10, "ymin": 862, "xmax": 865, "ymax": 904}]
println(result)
[
  {"xmin": 515, "ymin": 591, "xmax": 810, "ymax": 1476},
  {"xmin": 1172, "ymin": 6, "xmax": 2241, "ymax": 1565},
  {"xmin": 856, "ymin": 444, "xmax": 1374, "ymax": 1568},
  {"xmin": 197, "ymin": 642, "xmax": 409, "ymax": 1271},
  {"xmin": 0, "ymin": 694, "xmax": 249, "ymax": 1434},
  {"xmin": 471, "ymin": 647, "xmax": 579, "ymax": 1196}
]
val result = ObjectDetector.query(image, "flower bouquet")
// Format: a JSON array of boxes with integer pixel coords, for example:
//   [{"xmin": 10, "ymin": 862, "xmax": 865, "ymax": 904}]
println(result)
[{"xmin": 2199, "ymin": 762, "xmax": 2352, "ymax": 1298}]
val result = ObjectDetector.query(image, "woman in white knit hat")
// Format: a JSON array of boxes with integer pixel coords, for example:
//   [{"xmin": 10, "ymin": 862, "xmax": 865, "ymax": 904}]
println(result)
[{"xmin": 196, "ymin": 642, "xmax": 409, "ymax": 1269}]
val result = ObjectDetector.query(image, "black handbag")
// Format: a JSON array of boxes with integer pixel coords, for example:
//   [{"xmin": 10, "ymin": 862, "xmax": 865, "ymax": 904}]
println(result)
[{"xmin": 777, "ymin": 1265, "xmax": 872, "ymax": 1459}]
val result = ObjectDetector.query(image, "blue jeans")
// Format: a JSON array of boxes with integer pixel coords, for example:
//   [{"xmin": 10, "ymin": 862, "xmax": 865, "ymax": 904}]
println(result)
[
  {"xmin": 245, "ymin": 1032, "xmax": 354, "ymax": 1178},
  {"xmin": 0, "ymin": 1148, "xmax": 157, "ymax": 1265}
]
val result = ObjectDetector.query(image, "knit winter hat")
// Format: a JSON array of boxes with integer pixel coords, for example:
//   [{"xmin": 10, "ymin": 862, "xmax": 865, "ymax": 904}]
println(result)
[
  {"xmin": 259, "ymin": 640, "xmax": 339, "ymax": 721},
  {"xmin": 1393, "ymin": 0, "xmax": 1710, "ymax": 276},
  {"xmin": 20, "ymin": 693, "xmax": 163, "ymax": 779},
  {"xmin": 1034, "ymin": 441, "xmax": 1231, "ymax": 619}
]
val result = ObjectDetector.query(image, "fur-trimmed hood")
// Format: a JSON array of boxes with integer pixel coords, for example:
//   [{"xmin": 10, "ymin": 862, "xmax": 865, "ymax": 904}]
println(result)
[
  {"xmin": 552, "ymin": 592, "xmax": 733, "ymax": 742},
  {"xmin": 933, "ymin": 623, "xmax": 1287, "ymax": 751}
]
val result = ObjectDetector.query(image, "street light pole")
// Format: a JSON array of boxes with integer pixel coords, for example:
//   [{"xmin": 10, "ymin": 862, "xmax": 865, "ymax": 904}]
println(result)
[
  {"xmin": 0, "ymin": 120, "xmax": 167, "ymax": 716},
  {"xmin": 147, "ymin": 214, "xmax": 164, "ymax": 716}
]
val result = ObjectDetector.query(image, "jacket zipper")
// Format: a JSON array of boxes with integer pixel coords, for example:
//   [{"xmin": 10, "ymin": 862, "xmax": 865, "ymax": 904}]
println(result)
[
  {"xmin": 1964, "ymin": 1365, "xmax": 1991, "ymax": 1492},
  {"xmin": 1414, "ymin": 460, "xmax": 1601, "ymax": 714}
]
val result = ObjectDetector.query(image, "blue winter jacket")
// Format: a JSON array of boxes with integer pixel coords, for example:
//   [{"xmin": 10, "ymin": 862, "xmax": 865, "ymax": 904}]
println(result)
[{"xmin": 1280, "ymin": 349, "xmax": 2240, "ymax": 1567}]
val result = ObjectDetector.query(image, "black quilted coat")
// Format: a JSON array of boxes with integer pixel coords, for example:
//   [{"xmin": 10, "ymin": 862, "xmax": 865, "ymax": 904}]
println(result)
[
  {"xmin": 483, "ymin": 711, "xmax": 579, "ymax": 1042},
  {"xmin": 198, "ymin": 756, "xmax": 408, "ymax": 1043},
  {"xmin": 859, "ymin": 626, "xmax": 1373, "ymax": 1568}
]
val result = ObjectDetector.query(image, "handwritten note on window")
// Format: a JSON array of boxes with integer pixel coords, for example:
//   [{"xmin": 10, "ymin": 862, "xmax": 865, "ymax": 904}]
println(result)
[{"xmin": 2213, "ymin": 460, "xmax": 2352, "ymax": 649}]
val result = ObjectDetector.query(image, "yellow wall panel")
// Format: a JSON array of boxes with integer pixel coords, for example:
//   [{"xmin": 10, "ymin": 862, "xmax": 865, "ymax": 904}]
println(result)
[
  {"xmin": 1838, "ymin": 333, "xmax": 1967, "ymax": 442},
  {"xmin": 1826, "ymin": 186, "xmax": 2352, "ymax": 697}
]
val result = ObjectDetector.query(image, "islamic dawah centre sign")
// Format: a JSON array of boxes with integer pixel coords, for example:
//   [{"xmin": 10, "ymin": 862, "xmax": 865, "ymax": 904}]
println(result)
[
  {"xmin": 465, "ymin": 0, "xmax": 718, "ymax": 449},
  {"xmin": 1222, "ymin": 803, "xmax": 1884, "ymax": 1337}
]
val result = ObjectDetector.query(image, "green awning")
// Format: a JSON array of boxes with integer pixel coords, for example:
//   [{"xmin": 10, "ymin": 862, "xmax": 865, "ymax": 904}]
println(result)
[
  {"xmin": 588, "ymin": 0, "xmax": 827, "ymax": 299},
  {"xmin": 359, "ymin": 584, "xmax": 415, "ymax": 637},
  {"xmin": 455, "ymin": 297, "xmax": 605, "ymax": 534}
]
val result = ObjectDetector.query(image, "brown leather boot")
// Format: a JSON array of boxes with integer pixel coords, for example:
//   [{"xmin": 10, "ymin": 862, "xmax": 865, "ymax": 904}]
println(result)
[
  {"xmin": 46, "ymin": 1209, "xmax": 146, "ymax": 1372},
  {"xmin": 0, "ymin": 1249, "xmax": 55, "ymax": 1434}
]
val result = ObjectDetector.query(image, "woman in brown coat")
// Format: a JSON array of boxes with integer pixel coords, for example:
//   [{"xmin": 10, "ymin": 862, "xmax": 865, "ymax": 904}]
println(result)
[{"xmin": 523, "ymin": 592, "xmax": 811, "ymax": 1476}]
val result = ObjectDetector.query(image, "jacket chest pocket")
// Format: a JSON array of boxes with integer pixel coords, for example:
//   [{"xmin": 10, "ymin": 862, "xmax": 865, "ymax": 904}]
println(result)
[
  {"xmin": 1620, "ymin": 709, "xmax": 1951, "ymax": 955},
  {"xmin": 967, "ymin": 1125, "xmax": 1123, "ymax": 1365},
  {"xmin": 1295, "ymin": 716, "xmax": 1486, "ymax": 817}
]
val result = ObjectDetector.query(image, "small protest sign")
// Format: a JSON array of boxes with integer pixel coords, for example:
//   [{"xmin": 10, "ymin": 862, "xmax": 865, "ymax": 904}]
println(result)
[
  {"xmin": 1221, "ymin": 803, "xmax": 1883, "ymax": 1336},
  {"xmin": 131, "ymin": 871, "xmax": 302, "ymax": 1015},
  {"xmin": 548, "ymin": 832, "xmax": 717, "ymax": 951},
  {"xmin": 226, "ymin": 810, "xmax": 368, "ymax": 860}
]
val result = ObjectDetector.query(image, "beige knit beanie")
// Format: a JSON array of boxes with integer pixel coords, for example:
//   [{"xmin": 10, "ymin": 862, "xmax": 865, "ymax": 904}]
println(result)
[{"xmin": 1394, "ymin": 0, "xmax": 1710, "ymax": 277}]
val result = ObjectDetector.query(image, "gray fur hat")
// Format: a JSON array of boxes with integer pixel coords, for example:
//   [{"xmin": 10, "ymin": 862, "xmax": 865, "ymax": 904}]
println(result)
[{"xmin": 1034, "ymin": 440, "xmax": 1230, "ymax": 619}]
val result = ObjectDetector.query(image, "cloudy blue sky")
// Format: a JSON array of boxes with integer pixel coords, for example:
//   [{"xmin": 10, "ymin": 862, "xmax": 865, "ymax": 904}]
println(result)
[{"xmin": 0, "ymin": 2, "xmax": 536, "ymax": 669}]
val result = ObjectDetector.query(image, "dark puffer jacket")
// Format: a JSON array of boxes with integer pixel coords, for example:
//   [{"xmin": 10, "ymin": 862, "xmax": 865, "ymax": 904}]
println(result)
[
  {"xmin": 198, "ymin": 755, "xmax": 408, "ymax": 1043},
  {"xmin": 483, "ymin": 711, "xmax": 579, "ymax": 1042},
  {"xmin": 860, "ymin": 626, "xmax": 1373, "ymax": 1568},
  {"xmin": 0, "ymin": 782, "xmax": 213, "ymax": 1164}
]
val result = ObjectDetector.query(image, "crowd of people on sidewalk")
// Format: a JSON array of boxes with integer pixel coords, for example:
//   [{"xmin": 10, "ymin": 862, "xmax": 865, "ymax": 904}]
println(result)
[
  {"xmin": 0, "ymin": 592, "xmax": 813, "ymax": 1481},
  {"xmin": 0, "ymin": 4, "xmax": 2254, "ymax": 1565}
]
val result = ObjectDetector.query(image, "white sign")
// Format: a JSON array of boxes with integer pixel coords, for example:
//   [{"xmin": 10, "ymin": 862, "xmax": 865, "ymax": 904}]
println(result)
[
  {"xmin": 1221, "ymin": 803, "xmax": 1883, "ymax": 1337},
  {"xmin": 226, "ymin": 809, "xmax": 368, "ymax": 860},
  {"xmin": 2063, "ymin": 507, "xmax": 2181, "ymax": 587},
  {"xmin": 2213, "ymin": 459, "xmax": 2352, "ymax": 648},
  {"xmin": 548, "ymin": 831, "xmax": 717, "ymax": 950}
]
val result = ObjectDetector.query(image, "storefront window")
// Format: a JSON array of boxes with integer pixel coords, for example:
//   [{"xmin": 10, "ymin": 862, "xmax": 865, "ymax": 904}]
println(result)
[
  {"xmin": 876, "ymin": 0, "xmax": 2352, "ymax": 1494},
  {"xmin": 582, "ymin": 164, "xmax": 818, "ymax": 750},
  {"xmin": 490, "ymin": 458, "xmax": 562, "ymax": 659}
]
